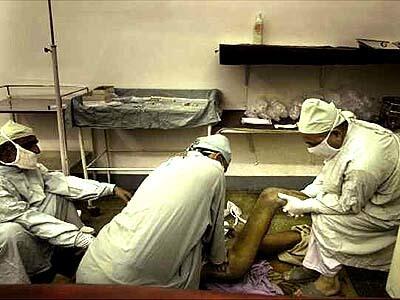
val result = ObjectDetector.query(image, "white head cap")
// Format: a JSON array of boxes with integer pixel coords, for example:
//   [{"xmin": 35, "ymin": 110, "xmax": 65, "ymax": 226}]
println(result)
[
  {"xmin": 189, "ymin": 134, "xmax": 232, "ymax": 163},
  {"xmin": 297, "ymin": 98, "xmax": 353, "ymax": 134},
  {"xmin": 0, "ymin": 120, "xmax": 34, "ymax": 146}
]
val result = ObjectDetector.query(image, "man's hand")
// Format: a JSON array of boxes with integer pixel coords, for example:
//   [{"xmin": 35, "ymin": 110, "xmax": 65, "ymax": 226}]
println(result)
[{"xmin": 113, "ymin": 186, "xmax": 133, "ymax": 203}]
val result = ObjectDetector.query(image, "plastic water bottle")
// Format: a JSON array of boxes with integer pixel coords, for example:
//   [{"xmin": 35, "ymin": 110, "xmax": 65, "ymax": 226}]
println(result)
[{"xmin": 253, "ymin": 13, "xmax": 263, "ymax": 44}]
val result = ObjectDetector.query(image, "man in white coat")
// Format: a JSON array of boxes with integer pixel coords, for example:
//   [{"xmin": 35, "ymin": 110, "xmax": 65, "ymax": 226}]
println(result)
[
  {"xmin": 76, "ymin": 134, "xmax": 232, "ymax": 288},
  {"xmin": 0, "ymin": 120, "xmax": 132, "ymax": 283},
  {"xmin": 279, "ymin": 98, "xmax": 400, "ymax": 296}
]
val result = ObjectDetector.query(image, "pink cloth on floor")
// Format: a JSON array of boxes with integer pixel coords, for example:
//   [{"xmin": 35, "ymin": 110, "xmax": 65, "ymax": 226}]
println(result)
[{"xmin": 205, "ymin": 260, "xmax": 284, "ymax": 296}]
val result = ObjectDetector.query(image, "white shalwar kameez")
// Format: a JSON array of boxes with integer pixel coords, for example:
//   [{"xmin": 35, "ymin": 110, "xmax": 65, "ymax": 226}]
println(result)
[
  {"xmin": 76, "ymin": 151, "xmax": 227, "ymax": 289},
  {"xmin": 0, "ymin": 164, "xmax": 115, "ymax": 283},
  {"xmin": 301, "ymin": 119, "xmax": 400, "ymax": 276}
]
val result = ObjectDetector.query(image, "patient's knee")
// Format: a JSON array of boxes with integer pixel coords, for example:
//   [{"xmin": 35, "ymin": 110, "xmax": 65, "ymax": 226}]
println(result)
[
  {"xmin": 0, "ymin": 223, "xmax": 28, "ymax": 245},
  {"xmin": 259, "ymin": 187, "xmax": 283, "ymax": 200}
]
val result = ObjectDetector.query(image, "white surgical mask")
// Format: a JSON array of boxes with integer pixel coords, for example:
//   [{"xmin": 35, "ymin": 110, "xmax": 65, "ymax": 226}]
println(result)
[
  {"xmin": 307, "ymin": 133, "xmax": 340, "ymax": 159},
  {"xmin": 307, "ymin": 113, "xmax": 341, "ymax": 159},
  {"xmin": 0, "ymin": 131, "xmax": 39, "ymax": 169}
]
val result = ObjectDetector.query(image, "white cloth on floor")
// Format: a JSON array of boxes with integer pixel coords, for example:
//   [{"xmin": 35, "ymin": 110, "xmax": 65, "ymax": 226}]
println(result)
[
  {"xmin": 223, "ymin": 201, "xmax": 247, "ymax": 236},
  {"xmin": 76, "ymin": 151, "xmax": 227, "ymax": 289},
  {"xmin": 278, "ymin": 224, "xmax": 311, "ymax": 266},
  {"xmin": 301, "ymin": 119, "xmax": 400, "ymax": 272},
  {"xmin": 224, "ymin": 201, "xmax": 247, "ymax": 226}
]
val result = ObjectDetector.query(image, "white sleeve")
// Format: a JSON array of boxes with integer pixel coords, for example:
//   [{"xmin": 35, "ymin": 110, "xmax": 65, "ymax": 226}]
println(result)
[
  {"xmin": 43, "ymin": 168, "xmax": 115, "ymax": 202},
  {"xmin": 280, "ymin": 193, "xmax": 344, "ymax": 215},
  {"xmin": 0, "ymin": 184, "xmax": 29, "ymax": 223},
  {"xmin": 305, "ymin": 169, "xmax": 376, "ymax": 215},
  {"xmin": 63, "ymin": 176, "xmax": 115, "ymax": 201},
  {"xmin": 316, "ymin": 164, "xmax": 378, "ymax": 215},
  {"xmin": 301, "ymin": 174, "xmax": 324, "ymax": 198},
  {"xmin": 0, "ymin": 180, "xmax": 80, "ymax": 246},
  {"xmin": 204, "ymin": 176, "xmax": 227, "ymax": 264},
  {"xmin": 338, "ymin": 169, "xmax": 378, "ymax": 214},
  {"xmin": 310, "ymin": 194, "xmax": 349, "ymax": 214},
  {"xmin": 13, "ymin": 209, "xmax": 80, "ymax": 247},
  {"xmin": 0, "ymin": 171, "xmax": 87, "ymax": 247}
]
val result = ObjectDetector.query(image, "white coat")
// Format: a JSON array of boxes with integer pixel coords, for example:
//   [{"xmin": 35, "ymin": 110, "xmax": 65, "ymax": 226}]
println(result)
[
  {"xmin": 302, "ymin": 119, "xmax": 400, "ymax": 271},
  {"xmin": 76, "ymin": 151, "xmax": 227, "ymax": 289}
]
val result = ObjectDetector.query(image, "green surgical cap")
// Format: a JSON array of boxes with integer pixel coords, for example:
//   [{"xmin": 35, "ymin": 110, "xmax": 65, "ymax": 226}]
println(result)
[
  {"xmin": 297, "ymin": 98, "xmax": 352, "ymax": 134},
  {"xmin": 0, "ymin": 120, "xmax": 34, "ymax": 146}
]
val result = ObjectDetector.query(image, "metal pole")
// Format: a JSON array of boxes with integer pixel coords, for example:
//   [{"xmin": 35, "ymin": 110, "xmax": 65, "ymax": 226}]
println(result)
[
  {"xmin": 5, "ymin": 86, "xmax": 16, "ymax": 122},
  {"xmin": 78, "ymin": 128, "xmax": 88, "ymax": 179},
  {"xmin": 104, "ymin": 129, "xmax": 111, "ymax": 183},
  {"xmin": 46, "ymin": 0, "xmax": 69, "ymax": 174},
  {"xmin": 244, "ymin": 65, "xmax": 250, "ymax": 109}
]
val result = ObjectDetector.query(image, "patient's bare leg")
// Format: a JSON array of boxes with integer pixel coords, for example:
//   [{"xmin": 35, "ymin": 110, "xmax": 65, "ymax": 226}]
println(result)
[
  {"xmin": 258, "ymin": 189, "xmax": 308, "ymax": 255},
  {"xmin": 203, "ymin": 187, "xmax": 288, "ymax": 282},
  {"xmin": 259, "ymin": 231, "xmax": 301, "ymax": 256}
]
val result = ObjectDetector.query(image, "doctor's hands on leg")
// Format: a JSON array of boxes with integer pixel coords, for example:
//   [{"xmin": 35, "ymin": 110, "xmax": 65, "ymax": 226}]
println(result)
[{"xmin": 278, "ymin": 193, "xmax": 318, "ymax": 217}]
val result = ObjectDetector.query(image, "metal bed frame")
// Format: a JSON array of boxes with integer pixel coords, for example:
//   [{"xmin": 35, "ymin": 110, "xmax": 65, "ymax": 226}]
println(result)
[
  {"xmin": 0, "ymin": 84, "xmax": 89, "ymax": 173},
  {"xmin": 78, "ymin": 123, "xmax": 212, "ymax": 208},
  {"xmin": 78, "ymin": 125, "xmax": 213, "ymax": 180}
]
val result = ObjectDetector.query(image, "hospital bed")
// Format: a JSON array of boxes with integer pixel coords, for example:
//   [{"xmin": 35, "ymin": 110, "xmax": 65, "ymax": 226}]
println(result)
[{"xmin": 69, "ymin": 88, "xmax": 222, "ymax": 208}]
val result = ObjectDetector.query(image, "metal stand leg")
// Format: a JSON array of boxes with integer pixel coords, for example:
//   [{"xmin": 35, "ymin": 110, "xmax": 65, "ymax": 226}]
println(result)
[
  {"xmin": 62, "ymin": 111, "xmax": 70, "ymax": 174},
  {"xmin": 78, "ymin": 127, "xmax": 88, "ymax": 179},
  {"xmin": 90, "ymin": 128, "xmax": 97, "ymax": 181},
  {"xmin": 79, "ymin": 127, "xmax": 91, "ymax": 210},
  {"xmin": 104, "ymin": 129, "xmax": 111, "ymax": 183},
  {"xmin": 6, "ymin": 86, "xmax": 16, "ymax": 122},
  {"xmin": 244, "ymin": 65, "xmax": 251, "ymax": 109},
  {"xmin": 247, "ymin": 134, "xmax": 259, "ymax": 165},
  {"xmin": 81, "ymin": 128, "xmax": 100, "ymax": 216}
]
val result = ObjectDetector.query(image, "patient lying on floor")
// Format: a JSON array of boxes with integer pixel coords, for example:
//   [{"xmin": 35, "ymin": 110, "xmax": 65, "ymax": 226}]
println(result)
[{"xmin": 201, "ymin": 188, "xmax": 308, "ymax": 287}]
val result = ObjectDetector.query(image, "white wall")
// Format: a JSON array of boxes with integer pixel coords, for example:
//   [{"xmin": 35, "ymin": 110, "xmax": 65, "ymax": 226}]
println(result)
[{"xmin": 1, "ymin": 1, "xmax": 399, "ymax": 176}]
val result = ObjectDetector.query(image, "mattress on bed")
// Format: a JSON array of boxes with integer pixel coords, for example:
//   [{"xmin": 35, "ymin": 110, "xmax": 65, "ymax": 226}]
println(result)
[{"xmin": 69, "ymin": 88, "xmax": 222, "ymax": 129}]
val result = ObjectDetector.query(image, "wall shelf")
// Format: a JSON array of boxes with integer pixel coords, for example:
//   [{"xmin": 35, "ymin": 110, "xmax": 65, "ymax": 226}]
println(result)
[
  {"xmin": 213, "ymin": 110, "xmax": 298, "ymax": 134},
  {"xmin": 218, "ymin": 127, "xmax": 298, "ymax": 134},
  {"xmin": 219, "ymin": 44, "xmax": 400, "ymax": 65}
]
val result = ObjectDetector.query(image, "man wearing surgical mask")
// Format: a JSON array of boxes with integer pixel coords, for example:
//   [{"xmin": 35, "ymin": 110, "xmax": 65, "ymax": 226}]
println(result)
[
  {"xmin": 0, "ymin": 120, "xmax": 132, "ymax": 284},
  {"xmin": 277, "ymin": 98, "xmax": 400, "ymax": 297}
]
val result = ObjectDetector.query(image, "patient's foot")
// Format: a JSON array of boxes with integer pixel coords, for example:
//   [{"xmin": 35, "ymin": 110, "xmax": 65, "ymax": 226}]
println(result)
[{"xmin": 294, "ymin": 274, "xmax": 340, "ymax": 297}]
